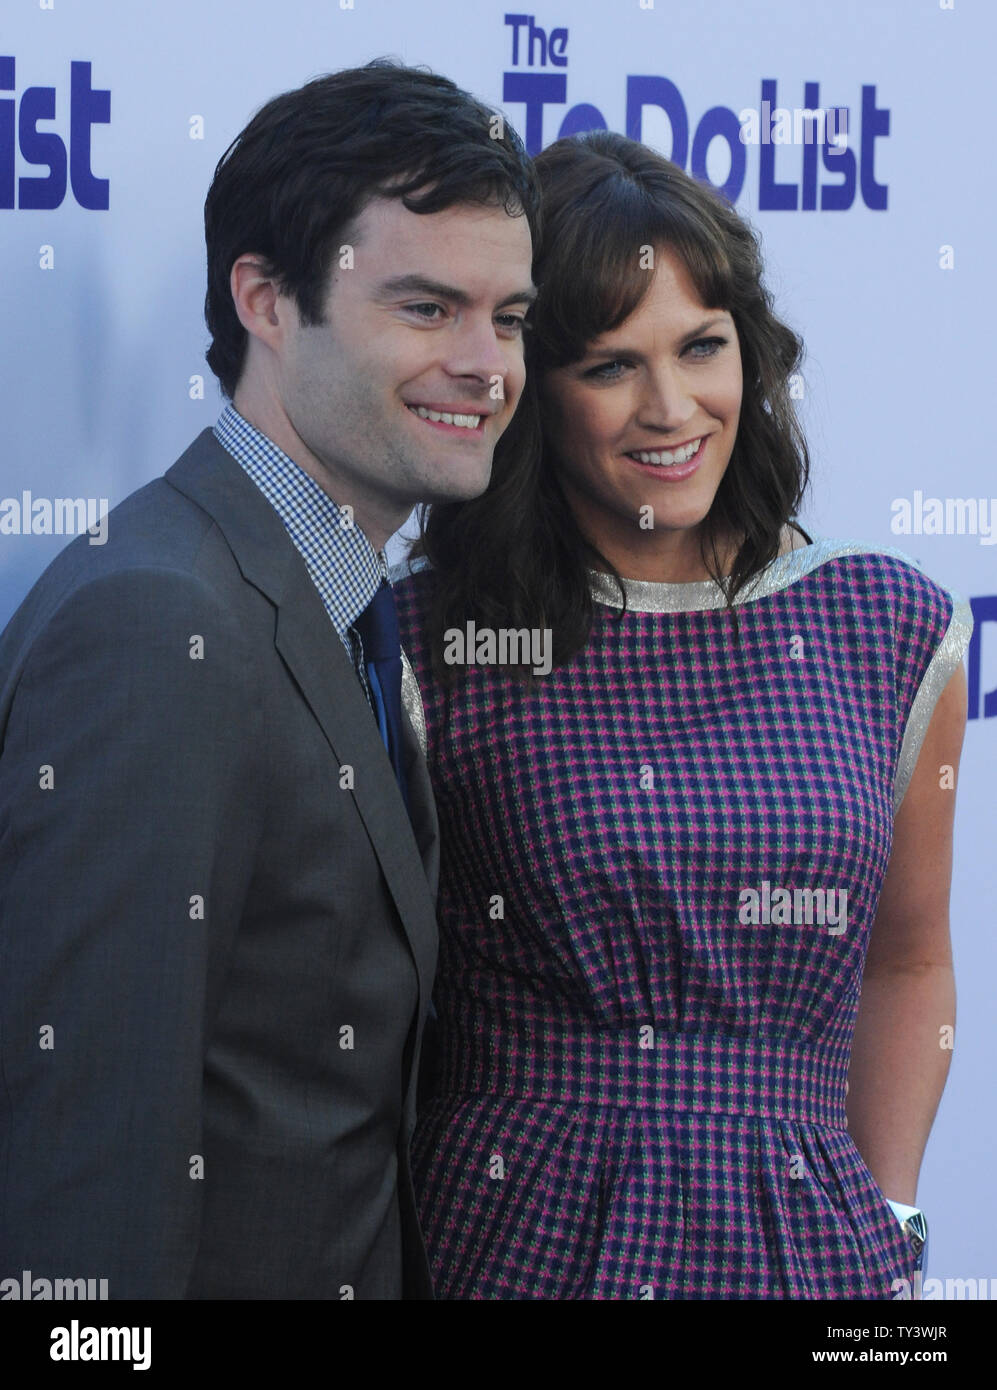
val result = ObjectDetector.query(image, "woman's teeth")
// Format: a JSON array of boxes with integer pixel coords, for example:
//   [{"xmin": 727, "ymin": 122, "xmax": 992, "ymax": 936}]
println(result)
[
  {"xmin": 408, "ymin": 405, "xmax": 481, "ymax": 429},
  {"xmin": 627, "ymin": 438, "xmax": 702, "ymax": 466}
]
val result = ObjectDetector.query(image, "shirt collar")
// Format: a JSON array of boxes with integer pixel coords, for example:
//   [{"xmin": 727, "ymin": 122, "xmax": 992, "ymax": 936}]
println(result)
[{"xmin": 213, "ymin": 403, "xmax": 387, "ymax": 640}]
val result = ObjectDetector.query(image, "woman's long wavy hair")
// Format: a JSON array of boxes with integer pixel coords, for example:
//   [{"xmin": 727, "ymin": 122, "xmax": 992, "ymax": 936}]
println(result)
[{"xmin": 409, "ymin": 130, "xmax": 811, "ymax": 685}]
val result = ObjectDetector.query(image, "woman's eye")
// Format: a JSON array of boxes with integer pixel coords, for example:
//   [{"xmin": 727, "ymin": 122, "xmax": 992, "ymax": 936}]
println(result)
[
  {"xmin": 586, "ymin": 359, "xmax": 629, "ymax": 380},
  {"xmin": 584, "ymin": 339, "xmax": 727, "ymax": 379},
  {"xmin": 685, "ymin": 336, "xmax": 728, "ymax": 358},
  {"xmin": 495, "ymin": 314, "xmax": 527, "ymax": 333}
]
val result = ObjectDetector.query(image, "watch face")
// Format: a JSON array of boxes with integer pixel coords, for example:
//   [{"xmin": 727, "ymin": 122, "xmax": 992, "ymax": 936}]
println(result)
[
  {"xmin": 903, "ymin": 1210, "xmax": 928, "ymax": 1253},
  {"xmin": 886, "ymin": 1200, "xmax": 928, "ymax": 1272}
]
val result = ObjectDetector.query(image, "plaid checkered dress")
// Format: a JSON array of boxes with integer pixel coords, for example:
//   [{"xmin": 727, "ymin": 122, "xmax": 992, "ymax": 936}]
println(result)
[{"xmin": 392, "ymin": 538, "xmax": 973, "ymax": 1300}]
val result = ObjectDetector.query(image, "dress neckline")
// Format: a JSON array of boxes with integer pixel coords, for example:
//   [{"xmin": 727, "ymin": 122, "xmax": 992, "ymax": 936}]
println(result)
[{"xmin": 586, "ymin": 535, "xmax": 916, "ymax": 614}]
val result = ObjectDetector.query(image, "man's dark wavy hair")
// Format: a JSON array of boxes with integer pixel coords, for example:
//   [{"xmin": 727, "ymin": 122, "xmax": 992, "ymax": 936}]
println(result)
[
  {"xmin": 411, "ymin": 130, "xmax": 812, "ymax": 684},
  {"xmin": 204, "ymin": 58, "xmax": 541, "ymax": 397}
]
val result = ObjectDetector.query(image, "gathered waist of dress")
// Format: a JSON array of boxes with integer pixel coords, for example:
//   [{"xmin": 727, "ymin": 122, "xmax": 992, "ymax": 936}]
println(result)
[{"xmin": 435, "ymin": 1008, "xmax": 850, "ymax": 1128}]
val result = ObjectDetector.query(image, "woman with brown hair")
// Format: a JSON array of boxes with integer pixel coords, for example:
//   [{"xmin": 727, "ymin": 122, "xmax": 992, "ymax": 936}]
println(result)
[{"xmin": 392, "ymin": 130, "xmax": 972, "ymax": 1299}]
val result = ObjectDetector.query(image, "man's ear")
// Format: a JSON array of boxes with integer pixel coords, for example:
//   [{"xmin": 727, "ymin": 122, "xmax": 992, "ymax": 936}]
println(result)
[{"xmin": 230, "ymin": 254, "xmax": 291, "ymax": 350}]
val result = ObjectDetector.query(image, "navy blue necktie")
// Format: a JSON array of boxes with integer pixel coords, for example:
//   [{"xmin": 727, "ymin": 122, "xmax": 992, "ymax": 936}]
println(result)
[{"xmin": 353, "ymin": 580, "xmax": 410, "ymax": 813}]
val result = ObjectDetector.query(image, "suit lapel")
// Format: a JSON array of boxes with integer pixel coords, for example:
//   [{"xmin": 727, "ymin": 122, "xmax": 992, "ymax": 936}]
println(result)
[{"xmin": 164, "ymin": 430, "xmax": 438, "ymax": 999}]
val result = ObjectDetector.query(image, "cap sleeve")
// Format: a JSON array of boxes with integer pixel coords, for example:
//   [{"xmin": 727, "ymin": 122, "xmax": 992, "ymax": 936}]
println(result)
[{"xmin": 891, "ymin": 563, "xmax": 974, "ymax": 814}]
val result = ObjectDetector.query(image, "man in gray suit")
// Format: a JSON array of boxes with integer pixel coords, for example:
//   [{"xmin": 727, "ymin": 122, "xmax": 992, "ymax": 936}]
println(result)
[{"xmin": 0, "ymin": 60, "xmax": 538, "ymax": 1299}]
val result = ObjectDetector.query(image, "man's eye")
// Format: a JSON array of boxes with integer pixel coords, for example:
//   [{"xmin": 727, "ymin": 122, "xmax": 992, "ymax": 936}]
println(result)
[
  {"xmin": 407, "ymin": 303, "xmax": 446, "ymax": 320},
  {"xmin": 495, "ymin": 314, "xmax": 527, "ymax": 333}
]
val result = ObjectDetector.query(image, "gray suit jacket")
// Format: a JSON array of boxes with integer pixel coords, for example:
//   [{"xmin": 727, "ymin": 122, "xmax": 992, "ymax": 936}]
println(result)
[{"xmin": 0, "ymin": 429, "xmax": 438, "ymax": 1299}]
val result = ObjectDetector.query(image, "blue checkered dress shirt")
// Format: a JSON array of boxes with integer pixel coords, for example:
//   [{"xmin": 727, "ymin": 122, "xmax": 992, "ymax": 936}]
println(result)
[{"xmin": 213, "ymin": 404, "xmax": 387, "ymax": 711}]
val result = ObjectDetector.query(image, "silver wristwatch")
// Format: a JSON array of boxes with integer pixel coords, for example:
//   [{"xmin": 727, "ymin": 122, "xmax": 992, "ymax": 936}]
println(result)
[{"xmin": 887, "ymin": 1198, "xmax": 928, "ymax": 1271}]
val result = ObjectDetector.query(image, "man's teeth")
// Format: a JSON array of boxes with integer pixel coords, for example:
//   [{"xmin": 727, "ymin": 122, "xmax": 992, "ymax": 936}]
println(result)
[
  {"xmin": 627, "ymin": 438, "xmax": 702, "ymax": 466},
  {"xmin": 408, "ymin": 405, "xmax": 481, "ymax": 429}
]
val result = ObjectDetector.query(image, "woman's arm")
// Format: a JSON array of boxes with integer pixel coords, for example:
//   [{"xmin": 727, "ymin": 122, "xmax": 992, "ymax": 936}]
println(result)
[{"xmin": 846, "ymin": 661, "xmax": 969, "ymax": 1205}]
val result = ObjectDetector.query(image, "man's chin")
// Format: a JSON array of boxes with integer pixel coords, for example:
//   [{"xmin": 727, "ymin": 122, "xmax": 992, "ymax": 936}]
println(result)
[{"xmin": 424, "ymin": 463, "xmax": 494, "ymax": 505}]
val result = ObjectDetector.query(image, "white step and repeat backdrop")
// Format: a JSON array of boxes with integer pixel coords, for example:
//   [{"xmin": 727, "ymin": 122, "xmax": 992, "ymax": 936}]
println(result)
[{"xmin": 2, "ymin": 0, "xmax": 994, "ymax": 1296}]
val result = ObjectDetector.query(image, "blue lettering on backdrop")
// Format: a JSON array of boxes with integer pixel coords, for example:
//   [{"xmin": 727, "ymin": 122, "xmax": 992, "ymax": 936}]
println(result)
[
  {"xmin": 0, "ymin": 57, "xmax": 110, "ymax": 210},
  {"xmin": 502, "ymin": 14, "xmax": 890, "ymax": 210},
  {"xmin": 968, "ymin": 596, "xmax": 997, "ymax": 722}
]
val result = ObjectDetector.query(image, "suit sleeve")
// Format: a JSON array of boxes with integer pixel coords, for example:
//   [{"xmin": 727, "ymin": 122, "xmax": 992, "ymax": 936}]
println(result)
[{"xmin": 0, "ymin": 567, "xmax": 262, "ymax": 1297}]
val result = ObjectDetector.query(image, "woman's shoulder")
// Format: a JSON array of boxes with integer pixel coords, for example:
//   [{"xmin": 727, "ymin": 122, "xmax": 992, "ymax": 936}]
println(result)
[
  {"xmin": 787, "ymin": 531, "xmax": 963, "ymax": 613},
  {"xmin": 801, "ymin": 531, "xmax": 973, "ymax": 696},
  {"xmin": 786, "ymin": 528, "xmax": 924, "ymax": 580}
]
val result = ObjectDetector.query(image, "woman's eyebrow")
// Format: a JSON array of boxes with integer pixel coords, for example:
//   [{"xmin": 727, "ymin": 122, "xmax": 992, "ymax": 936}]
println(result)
[{"xmin": 585, "ymin": 316, "xmax": 732, "ymax": 357}]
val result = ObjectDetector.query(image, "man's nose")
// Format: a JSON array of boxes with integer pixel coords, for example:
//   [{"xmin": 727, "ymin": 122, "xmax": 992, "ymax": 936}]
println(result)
[{"xmin": 443, "ymin": 313, "xmax": 515, "ymax": 386}]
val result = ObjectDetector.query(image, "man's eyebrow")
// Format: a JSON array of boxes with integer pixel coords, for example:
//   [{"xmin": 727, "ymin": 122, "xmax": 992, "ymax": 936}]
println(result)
[{"xmin": 374, "ymin": 273, "xmax": 537, "ymax": 309}]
